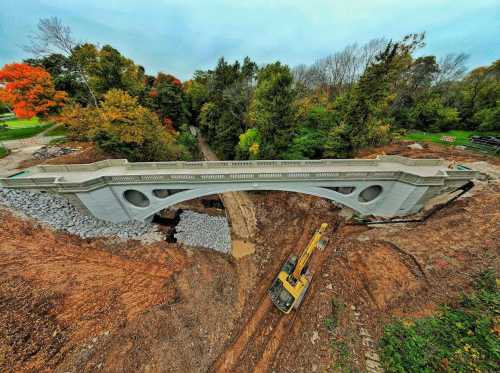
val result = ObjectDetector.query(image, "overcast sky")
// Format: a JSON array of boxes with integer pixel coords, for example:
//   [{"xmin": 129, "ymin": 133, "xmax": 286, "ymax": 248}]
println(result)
[{"xmin": 1, "ymin": 0, "xmax": 498, "ymax": 80}]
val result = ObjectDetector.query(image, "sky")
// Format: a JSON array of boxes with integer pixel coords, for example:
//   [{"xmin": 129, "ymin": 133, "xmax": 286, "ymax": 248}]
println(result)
[{"xmin": 1, "ymin": 0, "xmax": 499, "ymax": 80}]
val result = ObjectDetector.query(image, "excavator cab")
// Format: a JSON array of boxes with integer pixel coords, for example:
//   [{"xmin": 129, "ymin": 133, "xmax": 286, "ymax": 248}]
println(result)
[{"xmin": 269, "ymin": 223, "xmax": 328, "ymax": 314}]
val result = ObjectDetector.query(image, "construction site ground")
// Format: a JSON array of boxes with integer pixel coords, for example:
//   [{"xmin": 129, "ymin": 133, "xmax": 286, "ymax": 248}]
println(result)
[{"xmin": 0, "ymin": 141, "xmax": 499, "ymax": 372}]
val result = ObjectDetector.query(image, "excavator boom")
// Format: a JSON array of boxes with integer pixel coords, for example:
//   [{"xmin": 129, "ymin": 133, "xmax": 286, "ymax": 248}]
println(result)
[
  {"xmin": 291, "ymin": 223, "xmax": 328, "ymax": 280},
  {"xmin": 269, "ymin": 223, "xmax": 329, "ymax": 313}
]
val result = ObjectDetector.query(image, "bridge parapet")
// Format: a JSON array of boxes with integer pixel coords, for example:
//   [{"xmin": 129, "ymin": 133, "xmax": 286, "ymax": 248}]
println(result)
[{"xmin": 0, "ymin": 156, "xmax": 478, "ymax": 222}]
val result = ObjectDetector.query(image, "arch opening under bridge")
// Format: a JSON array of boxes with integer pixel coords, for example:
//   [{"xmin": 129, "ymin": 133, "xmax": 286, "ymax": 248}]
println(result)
[{"xmin": 116, "ymin": 182, "xmax": 387, "ymax": 222}]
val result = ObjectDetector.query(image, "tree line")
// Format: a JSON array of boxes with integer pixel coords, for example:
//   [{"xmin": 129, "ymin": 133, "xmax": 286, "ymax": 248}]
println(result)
[
  {"xmin": 0, "ymin": 18, "xmax": 498, "ymax": 162},
  {"xmin": 188, "ymin": 33, "xmax": 499, "ymax": 160}
]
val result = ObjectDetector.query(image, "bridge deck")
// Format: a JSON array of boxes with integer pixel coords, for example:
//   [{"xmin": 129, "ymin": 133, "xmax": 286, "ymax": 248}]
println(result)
[{"xmin": 9, "ymin": 157, "xmax": 450, "ymax": 183}]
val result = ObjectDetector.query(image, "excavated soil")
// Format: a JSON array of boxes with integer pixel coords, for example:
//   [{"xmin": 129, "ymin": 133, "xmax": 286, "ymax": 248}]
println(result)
[
  {"xmin": 1, "ymin": 141, "xmax": 499, "ymax": 372},
  {"xmin": 358, "ymin": 140, "xmax": 500, "ymax": 165},
  {"xmin": 18, "ymin": 142, "xmax": 109, "ymax": 169}
]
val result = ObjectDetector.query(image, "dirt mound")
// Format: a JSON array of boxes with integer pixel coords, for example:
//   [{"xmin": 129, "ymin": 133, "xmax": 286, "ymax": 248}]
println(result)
[
  {"xmin": 0, "ymin": 210, "xmax": 186, "ymax": 371},
  {"xmin": 19, "ymin": 142, "xmax": 108, "ymax": 169},
  {"xmin": 346, "ymin": 242, "xmax": 424, "ymax": 310},
  {"xmin": 0, "ymin": 277, "xmax": 66, "ymax": 372},
  {"xmin": 359, "ymin": 141, "xmax": 500, "ymax": 164}
]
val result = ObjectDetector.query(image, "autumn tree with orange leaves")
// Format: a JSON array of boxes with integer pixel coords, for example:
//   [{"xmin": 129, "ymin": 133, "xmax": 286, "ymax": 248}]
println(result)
[{"xmin": 0, "ymin": 63, "xmax": 67, "ymax": 118}]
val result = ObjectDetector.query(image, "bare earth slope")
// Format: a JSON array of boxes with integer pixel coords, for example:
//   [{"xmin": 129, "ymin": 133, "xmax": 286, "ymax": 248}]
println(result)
[{"xmin": 0, "ymin": 141, "xmax": 498, "ymax": 372}]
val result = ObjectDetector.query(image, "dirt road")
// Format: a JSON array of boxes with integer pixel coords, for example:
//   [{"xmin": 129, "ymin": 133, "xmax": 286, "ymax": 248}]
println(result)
[
  {"xmin": 212, "ymin": 216, "xmax": 340, "ymax": 372},
  {"xmin": 197, "ymin": 136, "xmax": 257, "ymax": 257}
]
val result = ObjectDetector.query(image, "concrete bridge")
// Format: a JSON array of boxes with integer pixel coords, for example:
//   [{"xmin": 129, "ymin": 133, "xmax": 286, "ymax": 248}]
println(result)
[{"xmin": 0, "ymin": 155, "xmax": 477, "ymax": 223}]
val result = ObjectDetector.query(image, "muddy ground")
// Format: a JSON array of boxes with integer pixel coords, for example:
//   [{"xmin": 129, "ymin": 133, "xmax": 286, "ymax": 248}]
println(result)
[{"xmin": 0, "ymin": 142, "xmax": 499, "ymax": 372}]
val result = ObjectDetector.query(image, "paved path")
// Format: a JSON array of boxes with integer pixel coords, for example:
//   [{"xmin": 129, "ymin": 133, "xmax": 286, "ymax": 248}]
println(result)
[{"xmin": 0, "ymin": 124, "xmax": 64, "ymax": 177}]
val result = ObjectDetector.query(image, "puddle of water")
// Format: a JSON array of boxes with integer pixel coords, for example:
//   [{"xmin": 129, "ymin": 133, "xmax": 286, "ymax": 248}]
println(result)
[{"xmin": 231, "ymin": 239, "xmax": 255, "ymax": 259}]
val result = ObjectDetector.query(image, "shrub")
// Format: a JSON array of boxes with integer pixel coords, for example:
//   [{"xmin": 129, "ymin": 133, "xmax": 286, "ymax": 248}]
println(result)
[
  {"xmin": 60, "ymin": 89, "xmax": 181, "ymax": 161},
  {"xmin": 379, "ymin": 270, "xmax": 499, "ymax": 373}
]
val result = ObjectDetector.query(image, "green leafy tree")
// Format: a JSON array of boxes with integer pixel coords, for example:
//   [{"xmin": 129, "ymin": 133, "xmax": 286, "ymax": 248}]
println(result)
[
  {"xmin": 248, "ymin": 62, "xmax": 296, "ymax": 159},
  {"xmin": 195, "ymin": 57, "xmax": 257, "ymax": 159},
  {"xmin": 473, "ymin": 103, "xmax": 500, "ymax": 131},
  {"xmin": 325, "ymin": 34, "xmax": 425, "ymax": 157},
  {"xmin": 71, "ymin": 44, "xmax": 145, "ymax": 99},
  {"xmin": 455, "ymin": 60, "xmax": 500, "ymax": 129},
  {"xmin": 237, "ymin": 127, "xmax": 261, "ymax": 159},
  {"xmin": 284, "ymin": 105, "xmax": 340, "ymax": 159},
  {"xmin": 184, "ymin": 72, "xmax": 210, "ymax": 126},
  {"xmin": 24, "ymin": 53, "xmax": 88, "ymax": 104},
  {"xmin": 199, "ymin": 102, "xmax": 219, "ymax": 142},
  {"xmin": 148, "ymin": 73, "xmax": 188, "ymax": 127},
  {"xmin": 408, "ymin": 95, "xmax": 459, "ymax": 132},
  {"xmin": 60, "ymin": 89, "xmax": 182, "ymax": 161}
]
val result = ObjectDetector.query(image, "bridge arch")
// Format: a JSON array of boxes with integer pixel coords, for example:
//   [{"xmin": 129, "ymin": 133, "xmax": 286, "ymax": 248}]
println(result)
[{"xmin": 111, "ymin": 182, "xmax": 389, "ymax": 222}]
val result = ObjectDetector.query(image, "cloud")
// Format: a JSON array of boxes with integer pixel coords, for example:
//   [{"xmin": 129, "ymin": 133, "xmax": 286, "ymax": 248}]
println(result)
[{"xmin": 0, "ymin": 0, "xmax": 498, "ymax": 79}]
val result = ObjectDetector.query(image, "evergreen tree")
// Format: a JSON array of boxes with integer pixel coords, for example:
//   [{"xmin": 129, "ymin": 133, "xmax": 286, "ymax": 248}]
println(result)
[{"xmin": 249, "ymin": 62, "xmax": 296, "ymax": 159}]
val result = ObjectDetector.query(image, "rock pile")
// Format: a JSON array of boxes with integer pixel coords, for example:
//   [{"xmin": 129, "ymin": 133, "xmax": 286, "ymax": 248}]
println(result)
[
  {"xmin": 32, "ymin": 146, "xmax": 77, "ymax": 160},
  {"xmin": 0, "ymin": 188, "xmax": 161, "ymax": 241},
  {"xmin": 175, "ymin": 210, "xmax": 231, "ymax": 253}
]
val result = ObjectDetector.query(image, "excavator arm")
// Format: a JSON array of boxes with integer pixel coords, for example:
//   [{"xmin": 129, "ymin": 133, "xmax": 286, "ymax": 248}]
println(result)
[
  {"xmin": 291, "ymin": 223, "xmax": 328, "ymax": 280},
  {"xmin": 269, "ymin": 222, "xmax": 329, "ymax": 313}
]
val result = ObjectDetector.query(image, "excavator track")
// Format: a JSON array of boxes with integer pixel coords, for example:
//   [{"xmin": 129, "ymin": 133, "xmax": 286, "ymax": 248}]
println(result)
[{"xmin": 211, "ymin": 218, "xmax": 338, "ymax": 372}]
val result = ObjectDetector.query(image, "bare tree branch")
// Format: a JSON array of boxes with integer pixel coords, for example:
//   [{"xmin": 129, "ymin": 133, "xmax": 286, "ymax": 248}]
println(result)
[
  {"xmin": 435, "ymin": 53, "xmax": 469, "ymax": 84},
  {"xmin": 23, "ymin": 17, "xmax": 98, "ymax": 106}
]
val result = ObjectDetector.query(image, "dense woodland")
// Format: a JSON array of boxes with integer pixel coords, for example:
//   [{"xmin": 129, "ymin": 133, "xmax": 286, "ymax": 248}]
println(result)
[{"xmin": 1, "ymin": 18, "xmax": 499, "ymax": 162}]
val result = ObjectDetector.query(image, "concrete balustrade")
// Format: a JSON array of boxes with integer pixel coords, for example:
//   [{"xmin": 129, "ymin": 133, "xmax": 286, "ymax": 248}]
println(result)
[{"xmin": 0, "ymin": 155, "xmax": 478, "ymax": 223}]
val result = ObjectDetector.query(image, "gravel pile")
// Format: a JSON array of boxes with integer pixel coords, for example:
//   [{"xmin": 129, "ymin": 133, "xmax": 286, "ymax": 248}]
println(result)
[
  {"xmin": 32, "ymin": 146, "xmax": 77, "ymax": 160},
  {"xmin": 0, "ymin": 188, "xmax": 160, "ymax": 241},
  {"xmin": 174, "ymin": 210, "xmax": 231, "ymax": 253}
]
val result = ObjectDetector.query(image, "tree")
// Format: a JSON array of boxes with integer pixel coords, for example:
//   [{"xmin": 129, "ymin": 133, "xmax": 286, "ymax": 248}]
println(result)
[
  {"xmin": 148, "ymin": 73, "xmax": 187, "ymax": 126},
  {"xmin": 24, "ymin": 53, "xmax": 88, "ymax": 104},
  {"xmin": 184, "ymin": 75, "xmax": 209, "ymax": 126},
  {"xmin": 60, "ymin": 89, "xmax": 183, "ymax": 161},
  {"xmin": 248, "ymin": 62, "xmax": 296, "ymax": 159},
  {"xmin": 237, "ymin": 128, "xmax": 261, "ymax": 159},
  {"xmin": 293, "ymin": 38, "xmax": 388, "ymax": 97},
  {"xmin": 24, "ymin": 17, "xmax": 98, "ymax": 106},
  {"xmin": 193, "ymin": 57, "xmax": 257, "ymax": 159},
  {"xmin": 81, "ymin": 44, "xmax": 146, "ymax": 99},
  {"xmin": 435, "ymin": 53, "xmax": 469, "ymax": 85},
  {"xmin": 408, "ymin": 95, "xmax": 459, "ymax": 132},
  {"xmin": 455, "ymin": 60, "xmax": 500, "ymax": 129},
  {"xmin": 324, "ymin": 34, "xmax": 425, "ymax": 157},
  {"xmin": 0, "ymin": 63, "xmax": 67, "ymax": 118}
]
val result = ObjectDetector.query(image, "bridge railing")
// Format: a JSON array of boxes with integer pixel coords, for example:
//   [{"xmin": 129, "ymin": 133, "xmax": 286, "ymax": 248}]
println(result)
[
  {"xmin": 4, "ymin": 170, "xmax": 455, "ymax": 192},
  {"xmin": 27, "ymin": 155, "xmax": 445, "ymax": 175}
]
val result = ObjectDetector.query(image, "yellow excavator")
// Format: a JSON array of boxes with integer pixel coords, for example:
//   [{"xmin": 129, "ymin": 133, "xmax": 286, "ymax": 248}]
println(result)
[{"xmin": 269, "ymin": 223, "xmax": 329, "ymax": 313}]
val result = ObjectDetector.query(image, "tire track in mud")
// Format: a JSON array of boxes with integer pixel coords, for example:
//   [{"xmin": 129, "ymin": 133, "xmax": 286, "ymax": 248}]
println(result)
[
  {"xmin": 257, "ymin": 222, "xmax": 339, "ymax": 373},
  {"xmin": 212, "ymin": 218, "xmax": 338, "ymax": 373},
  {"xmin": 211, "ymin": 217, "xmax": 315, "ymax": 372}
]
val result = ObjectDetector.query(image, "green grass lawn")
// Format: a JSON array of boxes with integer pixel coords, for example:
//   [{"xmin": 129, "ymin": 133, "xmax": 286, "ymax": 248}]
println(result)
[
  {"xmin": 2, "ymin": 117, "xmax": 44, "ymax": 128},
  {"xmin": 380, "ymin": 271, "xmax": 499, "ymax": 373},
  {"xmin": 402, "ymin": 130, "xmax": 500, "ymax": 147},
  {"xmin": 0, "ymin": 123, "xmax": 53, "ymax": 141},
  {"xmin": 45, "ymin": 124, "xmax": 69, "ymax": 137},
  {"xmin": 0, "ymin": 117, "xmax": 55, "ymax": 141}
]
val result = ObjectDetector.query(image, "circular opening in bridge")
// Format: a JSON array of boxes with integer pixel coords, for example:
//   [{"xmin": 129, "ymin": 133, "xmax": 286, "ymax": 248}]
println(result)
[
  {"xmin": 153, "ymin": 189, "xmax": 170, "ymax": 199},
  {"xmin": 358, "ymin": 185, "xmax": 383, "ymax": 203},
  {"xmin": 123, "ymin": 189, "xmax": 150, "ymax": 208}
]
